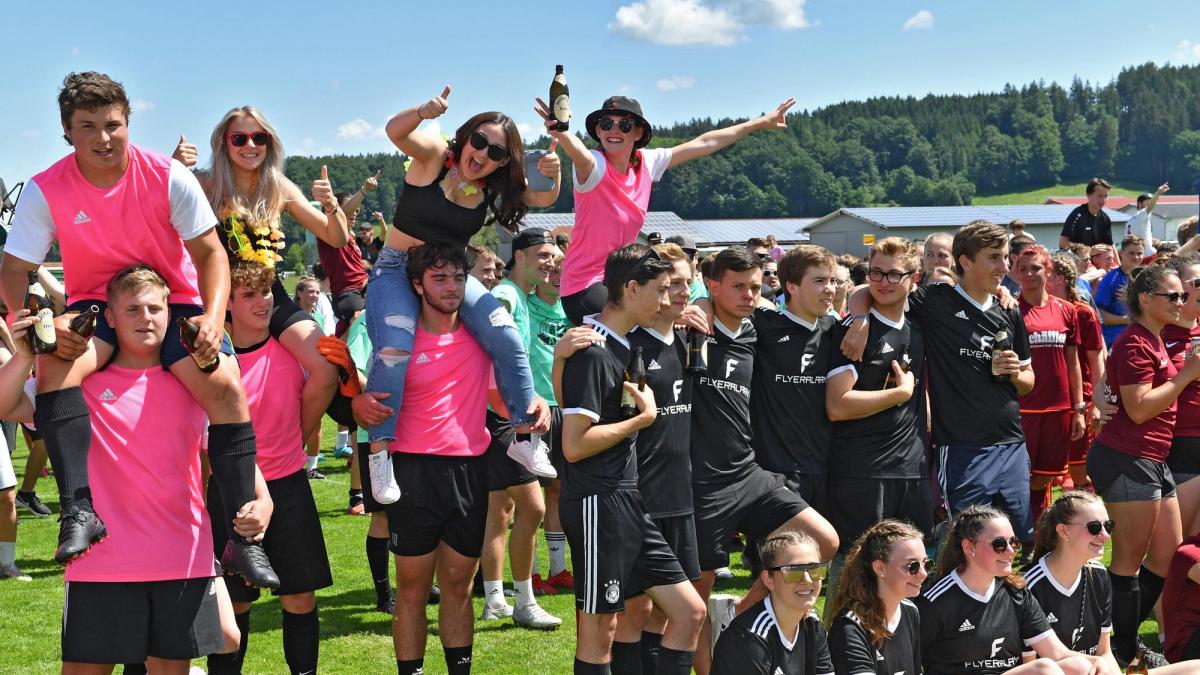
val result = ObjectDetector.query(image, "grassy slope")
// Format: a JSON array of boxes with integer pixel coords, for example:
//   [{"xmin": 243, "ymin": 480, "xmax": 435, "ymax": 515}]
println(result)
[{"xmin": 971, "ymin": 182, "xmax": 1153, "ymax": 205}]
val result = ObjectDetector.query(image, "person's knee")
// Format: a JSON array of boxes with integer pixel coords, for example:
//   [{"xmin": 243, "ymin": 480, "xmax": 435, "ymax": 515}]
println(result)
[
  {"xmin": 672, "ymin": 592, "xmax": 707, "ymax": 634},
  {"xmin": 280, "ymin": 592, "xmax": 316, "ymax": 614},
  {"xmin": 514, "ymin": 488, "xmax": 546, "ymax": 524}
]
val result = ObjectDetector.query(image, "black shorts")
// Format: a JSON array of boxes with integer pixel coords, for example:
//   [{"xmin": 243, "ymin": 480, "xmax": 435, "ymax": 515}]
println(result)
[
  {"xmin": 356, "ymin": 440, "xmax": 387, "ymax": 514},
  {"xmin": 485, "ymin": 410, "xmax": 538, "ymax": 492},
  {"xmin": 779, "ymin": 471, "xmax": 829, "ymax": 515},
  {"xmin": 269, "ymin": 278, "xmax": 313, "ymax": 339},
  {"xmin": 386, "ymin": 453, "xmax": 488, "ymax": 558},
  {"xmin": 62, "ymin": 577, "xmax": 223, "ymax": 664},
  {"xmin": 545, "ymin": 406, "xmax": 565, "ymax": 486},
  {"xmin": 333, "ymin": 287, "xmax": 366, "ymax": 324},
  {"xmin": 825, "ymin": 477, "xmax": 935, "ymax": 553},
  {"xmin": 1168, "ymin": 435, "xmax": 1200, "ymax": 484},
  {"xmin": 562, "ymin": 488, "xmax": 687, "ymax": 614},
  {"xmin": 67, "ymin": 300, "xmax": 235, "ymax": 369},
  {"xmin": 641, "ymin": 513, "xmax": 701, "ymax": 586},
  {"xmin": 207, "ymin": 469, "xmax": 333, "ymax": 601},
  {"xmin": 562, "ymin": 283, "xmax": 608, "ymax": 326},
  {"xmin": 693, "ymin": 466, "xmax": 808, "ymax": 571},
  {"xmin": 20, "ymin": 421, "xmax": 41, "ymax": 442},
  {"xmin": 1088, "ymin": 440, "xmax": 1177, "ymax": 503}
]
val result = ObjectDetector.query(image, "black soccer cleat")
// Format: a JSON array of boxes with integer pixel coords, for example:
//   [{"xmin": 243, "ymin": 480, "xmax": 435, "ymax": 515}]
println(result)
[
  {"xmin": 221, "ymin": 540, "xmax": 280, "ymax": 590},
  {"xmin": 55, "ymin": 508, "xmax": 107, "ymax": 564}
]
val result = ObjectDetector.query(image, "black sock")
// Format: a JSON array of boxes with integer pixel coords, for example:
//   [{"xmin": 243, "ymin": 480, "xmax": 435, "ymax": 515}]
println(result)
[
  {"xmin": 1137, "ymin": 565, "xmax": 1165, "ymax": 623},
  {"xmin": 122, "ymin": 664, "xmax": 147, "ymax": 674},
  {"xmin": 574, "ymin": 658, "xmax": 611, "ymax": 675},
  {"xmin": 34, "ymin": 388, "xmax": 92, "ymax": 512},
  {"xmin": 367, "ymin": 534, "xmax": 391, "ymax": 603},
  {"xmin": 396, "ymin": 659, "xmax": 424, "ymax": 675},
  {"xmin": 1110, "ymin": 571, "xmax": 1140, "ymax": 662},
  {"xmin": 444, "ymin": 644, "xmax": 472, "ymax": 675},
  {"xmin": 208, "ymin": 422, "xmax": 258, "ymax": 542},
  {"xmin": 611, "ymin": 640, "xmax": 642, "ymax": 675},
  {"xmin": 208, "ymin": 610, "xmax": 251, "ymax": 674},
  {"xmin": 640, "ymin": 631, "xmax": 662, "ymax": 675},
  {"xmin": 282, "ymin": 608, "xmax": 319, "ymax": 674},
  {"xmin": 654, "ymin": 646, "xmax": 694, "ymax": 675}
]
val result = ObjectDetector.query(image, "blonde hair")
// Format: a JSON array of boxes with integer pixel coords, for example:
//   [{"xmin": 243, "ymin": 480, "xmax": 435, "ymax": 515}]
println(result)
[
  {"xmin": 106, "ymin": 264, "xmax": 170, "ymax": 302},
  {"xmin": 653, "ymin": 242, "xmax": 688, "ymax": 264},
  {"xmin": 204, "ymin": 106, "xmax": 288, "ymax": 232},
  {"xmin": 869, "ymin": 237, "xmax": 919, "ymax": 272}
]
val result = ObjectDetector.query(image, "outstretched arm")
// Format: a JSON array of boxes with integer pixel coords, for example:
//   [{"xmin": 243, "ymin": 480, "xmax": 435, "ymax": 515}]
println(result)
[
  {"xmin": 386, "ymin": 85, "xmax": 452, "ymax": 167},
  {"xmin": 668, "ymin": 98, "xmax": 796, "ymax": 168},
  {"xmin": 534, "ymin": 98, "xmax": 597, "ymax": 186},
  {"xmin": 282, "ymin": 167, "xmax": 348, "ymax": 248},
  {"xmin": 340, "ymin": 170, "xmax": 381, "ymax": 221}
]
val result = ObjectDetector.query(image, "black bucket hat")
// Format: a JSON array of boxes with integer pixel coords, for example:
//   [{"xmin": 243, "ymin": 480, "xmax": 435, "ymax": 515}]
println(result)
[{"xmin": 585, "ymin": 96, "xmax": 652, "ymax": 150}]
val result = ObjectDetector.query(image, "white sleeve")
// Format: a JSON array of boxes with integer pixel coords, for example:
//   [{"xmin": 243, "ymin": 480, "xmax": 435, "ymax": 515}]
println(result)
[
  {"xmin": 4, "ymin": 180, "xmax": 56, "ymax": 265},
  {"xmin": 168, "ymin": 160, "xmax": 218, "ymax": 241},
  {"xmin": 642, "ymin": 148, "xmax": 674, "ymax": 181},
  {"xmin": 572, "ymin": 150, "xmax": 607, "ymax": 193},
  {"xmin": 22, "ymin": 379, "xmax": 38, "ymax": 429}
]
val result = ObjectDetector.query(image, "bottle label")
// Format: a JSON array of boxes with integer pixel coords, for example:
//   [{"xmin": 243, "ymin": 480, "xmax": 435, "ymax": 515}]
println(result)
[
  {"xmin": 552, "ymin": 94, "xmax": 570, "ymax": 123},
  {"xmin": 620, "ymin": 388, "xmax": 635, "ymax": 409},
  {"xmin": 34, "ymin": 308, "xmax": 56, "ymax": 343},
  {"xmin": 29, "ymin": 282, "xmax": 46, "ymax": 297}
]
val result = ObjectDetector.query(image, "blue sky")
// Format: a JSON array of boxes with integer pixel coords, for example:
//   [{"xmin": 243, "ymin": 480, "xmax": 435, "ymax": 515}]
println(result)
[{"xmin": 3, "ymin": 0, "xmax": 1199, "ymax": 187}]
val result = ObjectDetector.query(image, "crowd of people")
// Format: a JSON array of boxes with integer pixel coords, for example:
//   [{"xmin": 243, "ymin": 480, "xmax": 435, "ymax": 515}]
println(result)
[{"xmin": 6, "ymin": 69, "xmax": 1200, "ymax": 675}]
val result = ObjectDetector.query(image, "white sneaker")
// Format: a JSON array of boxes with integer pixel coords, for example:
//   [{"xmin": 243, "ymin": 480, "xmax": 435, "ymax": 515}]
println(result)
[
  {"xmin": 513, "ymin": 602, "xmax": 562, "ymax": 630},
  {"xmin": 508, "ymin": 435, "xmax": 557, "ymax": 479},
  {"xmin": 481, "ymin": 602, "xmax": 513, "ymax": 620},
  {"xmin": 367, "ymin": 451, "xmax": 401, "ymax": 504},
  {"xmin": 714, "ymin": 566, "xmax": 734, "ymax": 580},
  {"xmin": 0, "ymin": 562, "xmax": 31, "ymax": 581}
]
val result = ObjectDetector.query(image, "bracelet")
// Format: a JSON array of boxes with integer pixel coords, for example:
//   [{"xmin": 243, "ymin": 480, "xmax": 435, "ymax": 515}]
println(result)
[{"xmin": 416, "ymin": 104, "xmax": 428, "ymax": 120}]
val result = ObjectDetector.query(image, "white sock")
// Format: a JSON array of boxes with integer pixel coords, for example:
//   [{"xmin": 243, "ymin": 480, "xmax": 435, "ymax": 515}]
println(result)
[
  {"xmin": 0, "ymin": 541, "xmax": 14, "ymax": 566},
  {"xmin": 513, "ymin": 578, "xmax": 536, "ymax": 608},
  {"xmin": 545, "ymin": 531, "xmax": 568, "ymax": 576},
  {"xmin": 306, "ymin": 456, "xmax": 319, "ymax": 471},
  {"xmin": 335, "ymin": 430, "xmax": 349, "ymax": 450},
  {"xmin": 483, "ymin": 580, "xmax": 508, "ymax": 609}
]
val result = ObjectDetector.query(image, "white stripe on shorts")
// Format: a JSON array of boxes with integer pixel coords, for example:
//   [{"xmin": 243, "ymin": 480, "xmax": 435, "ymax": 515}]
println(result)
[{"xmin": 584, "ymin": 495, "xmax": 597, "ymax": 613}]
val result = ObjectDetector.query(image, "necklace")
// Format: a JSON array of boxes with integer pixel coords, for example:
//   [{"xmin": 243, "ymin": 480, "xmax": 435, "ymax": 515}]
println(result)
[{"xmin": 444, "ymin": 156, "xmax": 484, "ymax": 197}]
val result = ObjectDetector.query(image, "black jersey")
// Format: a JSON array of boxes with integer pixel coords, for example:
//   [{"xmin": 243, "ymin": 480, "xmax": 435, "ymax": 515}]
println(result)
[
  {"xmin": 1023, "ymin": 557, "xmax": 1111, "ymax": 656},
  {"xmin": 907, "ymin": 283, "xmax": 1031, "ymax": 447},
  {"xmin": 628, "ymin": 326, "xmax": 693, "ymax": 518},
  {"xmin": 691, "ymin": 318, "xmax": 758, "ymax": 485},
  {"xmin": 828, "ymin": 600, "xmax": 921, "ymax": 675},
  {"xmin": 1061, "ymin": 204, "xmax": 1113, "ymax": 247},
  {"xmin": 827, "ymin": 310, "xmax": 928, "ymax": 479},
  {"xmin": 560, "ymin": 318, "xmax": 638, "ymax": 501},
  {"xmin": 917, "ymin": 571, "xmax": 1054, "ymax": 675},
  {"xmin": 712, "ymin": 597, "xmax": 835, "ymax": 675},
  {"xmin": 750, "ymin": 308, "xmax": 838, "ymax": 476}
]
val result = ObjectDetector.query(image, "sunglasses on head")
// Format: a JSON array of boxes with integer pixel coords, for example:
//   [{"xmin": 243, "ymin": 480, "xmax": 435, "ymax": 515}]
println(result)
[
  {"xmin": 899, "ymin": 558, "xmax": 936, "ymax": 576},
  {"xmin": 227, "ymin": 131, "xmax": 270, "ymax": 147},
  {"xmin": 1074, "ymin": 519, "xmax": 1115, "ymax": 536},
  {"xmin": 598, "ymin": 117, "xmax": 637, "ymax": 133},
  {"xmin": 978, "ymin": 536, "xmax": 1022, "ymax": 554},
  {"xmin": 768, "ymin": 562, "xmax": 828, "ymax": 583},
  {"xmin": 469, "ymin": 130, "xmax": 509, "ymax": 162},
  {"xmin": 1153, "ymin": 291, "xmax": 1190, "ymax": 304}
]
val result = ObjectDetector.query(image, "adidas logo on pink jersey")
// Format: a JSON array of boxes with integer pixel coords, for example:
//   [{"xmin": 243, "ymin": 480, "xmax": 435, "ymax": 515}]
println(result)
[
  {"xmin": 73, "ymin": 210, "xmax": 92, "ymax": 225},
  {"xmin": 98, "ymin": 388, "xmax": 117, "ymax": 402}
]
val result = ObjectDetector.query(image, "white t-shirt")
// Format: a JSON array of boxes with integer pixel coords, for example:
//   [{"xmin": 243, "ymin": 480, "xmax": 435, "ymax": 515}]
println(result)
[
  {"xmin": 572, "ymin": 148, "xmax": 672, "ymax": 193},
  {"xmin": 1124, "ymin": 208, "xmax": 1156, "ymax": 256}
]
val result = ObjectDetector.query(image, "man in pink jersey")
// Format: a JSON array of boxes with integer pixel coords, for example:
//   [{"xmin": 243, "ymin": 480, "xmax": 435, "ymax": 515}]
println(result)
[
  {"xmin": 0, "ymin": 266, "xmax": 270, "ymax": 671},
  {"xmin": 0, "ymin": 72, "xmax": 275, "ymax": 586},
  {"xmin": 205, "ymin": 261, "xmax": 332, "ymax": 674},
  {"xmin": 388, "ymin": 243, "xmax": 537, "ymax": 675}
]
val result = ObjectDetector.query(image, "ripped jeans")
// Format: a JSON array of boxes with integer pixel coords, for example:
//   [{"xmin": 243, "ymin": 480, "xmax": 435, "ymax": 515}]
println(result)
[{"xmin": 364, "ymin": 246, "xmax": 536, "ymax": 442}]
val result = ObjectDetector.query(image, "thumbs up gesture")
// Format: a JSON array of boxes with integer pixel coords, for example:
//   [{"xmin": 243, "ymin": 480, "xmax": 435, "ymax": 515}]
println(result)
[
  {"xmin": 173, "ymin": 133, "xmax": 198, "ymax": 167},
  {"xmin": 537, "ymin": 139, "xmax": 561, "ymax": 179},
  {"xmin": 418, "ymin": 85, "xmax": 452, "ymax": 120},
  {"xmin": 313, "ymin": 165, "xmax": 336, "ymax": 211}
]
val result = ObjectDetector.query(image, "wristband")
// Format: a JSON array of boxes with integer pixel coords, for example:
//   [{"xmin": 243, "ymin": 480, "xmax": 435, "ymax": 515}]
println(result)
[
  {"xmin": 1073, "ymin": 403, "xmax": 1086, "ymax": 412},
  {"xmin": 416, "ymin": 104, "xmax": 428, "ymax": 120}
]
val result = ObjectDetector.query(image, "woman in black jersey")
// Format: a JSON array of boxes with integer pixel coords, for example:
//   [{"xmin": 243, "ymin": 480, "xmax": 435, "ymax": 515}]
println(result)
[
  {"xmin": 917, "ymin": 505, "xmax": 1104, "ymax": 675},
  {"xmin": 1026, "ymin": 491, "xmax": 1200, "ymax": 672},
  {"xmin": 827, "ymin": 520, "xmax": 926, "ymax": 675}
]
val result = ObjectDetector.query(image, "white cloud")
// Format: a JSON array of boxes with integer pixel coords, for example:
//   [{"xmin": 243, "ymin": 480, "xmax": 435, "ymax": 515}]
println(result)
[
  {"xmin": 1174, "ymin": 39, "xmax": 1200, "ymax": 61},
  {"xmin": 335, "ymin": 118, "xmax": 387, "ymax": 142},
  {"xmin": 610, "ymin": 0, "xmax": 811, "ymax": 46},
  {"xmin": 301, "ymin": 137, "xmax": 316, "ymax": 150},
  {"xmin": 656, "ymin": 75, "xmax": 697, "ymax": 91},
  {"xmin": 618, "ymin": 84, "xmax": 633, "ymax": 93},
  {"xmin": 17, "ymin": 129, "xmax": 41, "ymax": 138},
  {"xmin": 903, "ymin": 10, "xmax": 934, "ymax": 31},
  {"xmin": 130, "ymin": 99, "xmax": 156, "ymax": 113},
  {"xmin": 420, "ymin": 119, "xmax": 444, "ymax": 139}
]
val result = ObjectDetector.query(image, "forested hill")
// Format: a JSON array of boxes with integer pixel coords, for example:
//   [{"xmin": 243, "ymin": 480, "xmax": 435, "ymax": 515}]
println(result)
[{"xmin": 283, "ymin": 62, "xmax": 1200, "ymax": 238}]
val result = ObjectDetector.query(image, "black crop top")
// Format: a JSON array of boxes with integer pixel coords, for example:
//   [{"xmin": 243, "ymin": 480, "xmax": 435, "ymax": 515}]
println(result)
[{"xmin": 392, "ymin": 162, "xmax": 488, "ymax": 246}]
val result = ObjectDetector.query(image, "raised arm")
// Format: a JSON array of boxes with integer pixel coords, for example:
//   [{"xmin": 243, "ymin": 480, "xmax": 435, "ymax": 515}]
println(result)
[
  {"xmin": 668, "ymin": 97, "xmax": 796, "ymax": 169},
  {"xmin": 340, "ymin": 170, "xmax": 381, "ymax": 220},
  {"xmin": 282, "ymin": 166, "xmax": 349, "ymax": 248},
  {"xmin": 385, "ymin": 85, "xmax": 452, "ymax": 166},
  {"xmin": 534, "ymin": 97, "xmax": 597, "ymax": 185},
  {"xmin": 521, "ymin": 138, "xmax": 562, "ymax": 208}
]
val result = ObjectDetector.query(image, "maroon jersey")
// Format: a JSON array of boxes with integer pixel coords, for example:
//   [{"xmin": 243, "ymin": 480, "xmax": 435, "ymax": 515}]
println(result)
[
  {"xmin": 1162, "ymin": 323, "xmax": 1200, "ymax": 438},
  {"xmin": 1097, "ymin": 322, "xmax": 1177, "ymax": 462},
  {"xmin": 1074, "ymin": 301, "xmax": 1104, "ymax": 401},
  {"xmin": 1019, "ymin": 295, "xmax": 1078, "ymax": 412}
]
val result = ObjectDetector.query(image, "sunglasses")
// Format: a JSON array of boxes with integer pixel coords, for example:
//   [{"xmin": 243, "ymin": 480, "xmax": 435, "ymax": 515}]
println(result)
[
  {"xmin": 868, "ymin": 269, "xmax": 915, "ymax": 284},
  {"xmin": 900, "ymin": 559, "xmax": 936, "ymax": 576},
  {"xmin": 1152, "ymin": 291, "xmax": 1190, "ymax": 304},
  {"xmin": 469, "ymin": 130, "xmax": 509, "ymax": 162},
  {"xmin": 598, "ymin": 117, "xmax": 637, "ymax": 133},
  {"xmin": 1073, "ymin": 519, "xmax": 1115, "ymax": 536},
  {"xmin": 227, "ymin": 131, "xmax": 270, "ymax": 147},
  {"xmin": 768, "ymin": 562, "xmax": 828, "ymax": 583},
  {"xmin": 978, "ymin": 536, "xmax": 1022, "ymax": 554},
  {"xmin": 763, "ymin": 270, "xmax": 778, "ymax": 277},
  {"xmin": 1185, "ymin": 278, "xmax": 1200, "ymax": 290}
]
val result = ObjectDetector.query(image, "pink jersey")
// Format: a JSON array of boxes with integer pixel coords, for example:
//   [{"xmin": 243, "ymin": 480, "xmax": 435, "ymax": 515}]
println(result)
[
  {"xmin": 238, "ymin": 337, "xmax": 307, "ymax": 480},
  {"xmin": 1018, "ymin": 295, "xmax": 1079, "ymax": 412},
  {"xmin": 8, "ymin": 145, "xmax": 215, "ymax": 305},
  {"xmin": 389, "ymin": 325, "xmax": 492, "ymax": 457},
  {"xmin": 560, "ymin": 148, "xmax": 672, "ymax": 297},
  {"xmin": 65, "ymin": 365, "xmax": 214, "ymax": 582}
]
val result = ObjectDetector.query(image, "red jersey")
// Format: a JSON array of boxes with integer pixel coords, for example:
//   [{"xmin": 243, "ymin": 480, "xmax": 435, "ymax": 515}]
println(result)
[
  {"xmin": 1018, "ymin": 295, "xmax": 1079, "ymax": 412},
  {"xmin": 1074, "ymin": 301, "xmax": 1104, "ymax": 401},
  {"xmin": 1096, "ymin": 322, "xmax": 1177, "ymax": 462},
  {"xmin": 1163, "ymin": 535, "xmax": 1200, "ymax": 663},
  {"xmin": 1162, "ymin": 323, "xmax": 1200, "ymax": 438},
  {"xmin": 316, "ymin": 238, "xmax": 368, "ymax": 294}
]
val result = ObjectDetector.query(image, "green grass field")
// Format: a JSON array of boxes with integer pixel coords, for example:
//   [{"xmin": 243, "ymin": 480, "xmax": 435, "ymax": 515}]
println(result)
[{"xmin": 972, "ymin": 181, "xmax": 1154, "ymax": 205}]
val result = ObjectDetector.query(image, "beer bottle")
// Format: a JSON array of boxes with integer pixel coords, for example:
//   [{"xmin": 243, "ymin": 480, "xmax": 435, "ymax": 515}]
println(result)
[
  {"xmin": 686, "ymin": 329, "xmax": 707, "ymax": 376},
  {"xmin": 991, "ymin": 330, "xmax": 1012, "ymax": 384},
  {"xmin": 1125, "ymin": 645, "xmax": 1148, "ymax": 674},
  {"xmin": 25, "ymin": 271, "xmax": 56, "ymax": 354},
  {"xmin": 621, "ymin": 346, "xmax": 646, "ymax": 418},
  {"xmin": 549, "ymin": 64, "xmax": 570, "ymax": 132},
  {"xmin": 176, "ymin": 317, "xmax": 219, "ymax": 373},
  {"xmin": 69, "ymin": 305, "xmax": 100, "ymax": 339},
  {"xmin": 883, "ymin": 354, "xmax": 910, "ymax": 389}
]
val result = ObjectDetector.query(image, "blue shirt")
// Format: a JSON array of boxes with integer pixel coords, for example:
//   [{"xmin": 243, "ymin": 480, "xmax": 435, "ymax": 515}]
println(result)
[{"xmin": 1094, "ymin": 267, "xmax": 1129, "ymax": 347}]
